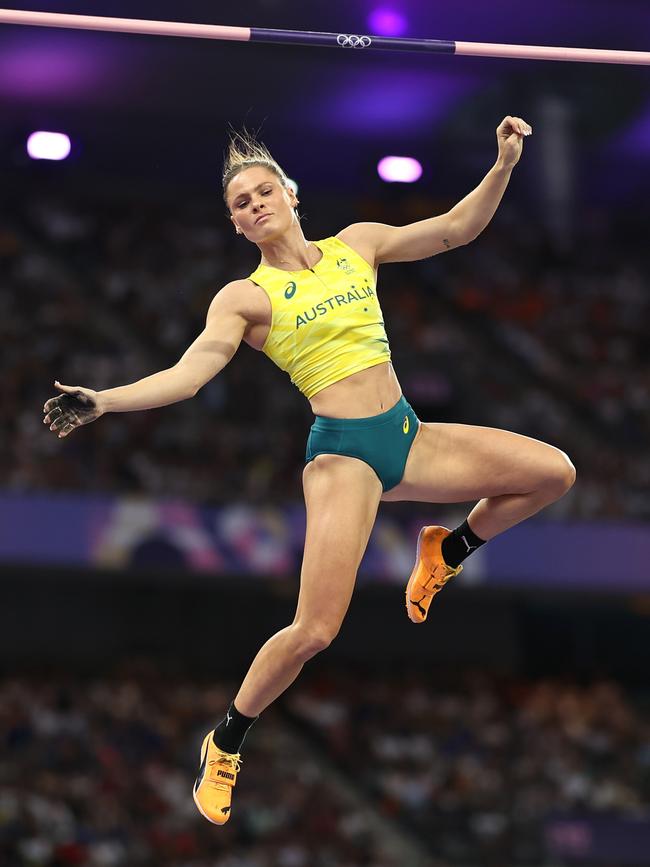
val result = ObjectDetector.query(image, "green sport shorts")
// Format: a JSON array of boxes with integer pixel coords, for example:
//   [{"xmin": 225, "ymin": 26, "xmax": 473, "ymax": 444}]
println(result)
[{"xmin": 305, "ymin": 395, "xmax": 419, "ymax": 491}]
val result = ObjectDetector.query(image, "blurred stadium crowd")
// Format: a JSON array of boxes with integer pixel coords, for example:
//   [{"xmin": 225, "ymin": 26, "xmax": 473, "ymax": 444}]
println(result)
[
  {"xmin": 0, "ymin": 665, "xmax": 407, "ymax": 867},
  {"xmin": 290, "ymin": 667, "xmax": 650, "ymax": 865},
  {"xmin": 2, "ymin": 663, "xmax": 649, "ymax": 867},
  {"xmin": 1, "ymin": 190, "xmax": 647, "ymax": 516}
]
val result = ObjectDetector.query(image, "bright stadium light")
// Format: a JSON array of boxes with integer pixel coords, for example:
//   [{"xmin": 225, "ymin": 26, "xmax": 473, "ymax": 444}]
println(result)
[
  {"xmin": 377, "ymin": 156, "xmax": 423, "ymax": 183},
  {"xmin": 27, "ymin": 131, "xmax": 71, "ymax": 161},
  {"xmin": 368, "ymin": 8, "xmax": 408, "ymax": 37}
]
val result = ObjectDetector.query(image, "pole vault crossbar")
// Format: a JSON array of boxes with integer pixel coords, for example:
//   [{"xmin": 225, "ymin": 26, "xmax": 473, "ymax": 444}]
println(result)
[{"xmin": 1, "ymin": 8, "xmax": 649, "ymax": 66}]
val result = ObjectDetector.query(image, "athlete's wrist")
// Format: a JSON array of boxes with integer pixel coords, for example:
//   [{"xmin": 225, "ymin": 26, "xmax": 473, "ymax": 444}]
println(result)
[
  {"xmin": 493, "ymin": 156, "xmax": 515, "ymax": 175},
  {"xmin": 95, "ymin": 390, "xmax": 112, "ymax": 414}
]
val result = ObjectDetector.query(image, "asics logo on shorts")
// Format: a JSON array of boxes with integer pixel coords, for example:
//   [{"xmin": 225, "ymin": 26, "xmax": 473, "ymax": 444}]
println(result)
[
  {"xmin": 403, "ymin": 416, "xmax": 410, "ymax": 434},
  {"xmin": 337, "ymin": 34, "xmax": 372, "ymax": 49},
  {"xmin": 284, "ymin": 281, "xmax": 298, "ymax": 299}
]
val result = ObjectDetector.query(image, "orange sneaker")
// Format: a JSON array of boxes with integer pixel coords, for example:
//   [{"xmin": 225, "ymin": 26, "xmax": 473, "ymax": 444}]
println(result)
[
  {"xmin": 405, "ymin": 526, "xmax": 462, "ymax": 624},
  {"xmin": 193, "ymin": 731, "xmax": 242, "ymax": 825}
]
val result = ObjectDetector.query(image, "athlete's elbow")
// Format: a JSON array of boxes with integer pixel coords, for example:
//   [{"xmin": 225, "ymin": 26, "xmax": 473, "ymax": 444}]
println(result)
[
  {"xmin": 189, "ymin": 377, "xmax": 211, "ymax": 398},
  {"xmin": 188, "ymin": 371, "xmax": 216, "ymax": 398},
  {"xmin": 172, "ymin": 363, "xmax": 210, "ymax": 399},
  {"xmin": 445, "ymin": 217, "xmax": 476, "ymax": 249},
  {"xmin": 455, "ymin": 225, "xmax": 481, "ymax": 247}
]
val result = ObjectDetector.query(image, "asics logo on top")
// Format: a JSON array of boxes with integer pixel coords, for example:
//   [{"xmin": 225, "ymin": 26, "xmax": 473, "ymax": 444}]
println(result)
[
  {"xmin": 403, "ymin": 416, "xmax": 410, "ymax": 435},
  {"xmin": 217, "ymin": 769, "xmax": 235, "ymax": 781},
  {"xmin": 337, "ymin": 33, "xmax": 372, "ymax": 49},
  {"xmin": 284, "ymin": 281, "xmax": 298, "ymax": 299},
  {"xmin": 461, "ymin": 535, "xmax": 478, "ymax": 553}
]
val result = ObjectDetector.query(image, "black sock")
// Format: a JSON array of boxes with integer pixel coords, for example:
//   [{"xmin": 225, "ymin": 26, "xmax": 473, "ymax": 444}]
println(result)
[
  {"xmin": 441, "ymin": 519, "xmax": 487, "ymax": 569},
  {"xmin": 212, "ymin": 701, "xmax": 258, "ymax": 754}
]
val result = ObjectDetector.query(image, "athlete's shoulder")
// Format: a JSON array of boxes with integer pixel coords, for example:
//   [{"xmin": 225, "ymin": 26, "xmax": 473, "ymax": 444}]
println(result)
[
  {"xmin": 208, "ymin": 279, "xmax": 267, "ymax": 324},
  {"xmin": 219, "ymin": 277, "xmax": 257, "ymax": 296},
  {"xmin": 212, "ymin": 278, "xmax": 256, "ymax": 306},
  {"xmin": 334, "ymin": 224, "xmax": 379, "ymax": 270}
]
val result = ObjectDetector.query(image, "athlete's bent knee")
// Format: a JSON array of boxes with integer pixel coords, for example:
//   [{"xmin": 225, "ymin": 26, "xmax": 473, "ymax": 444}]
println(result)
[
  {"xmin": 290, "ymin": 621, "xmax": 339, "ymax": 662},
  {"xmin": 545, "ymin": 450, "xmax": 576, "ymax": 496}
]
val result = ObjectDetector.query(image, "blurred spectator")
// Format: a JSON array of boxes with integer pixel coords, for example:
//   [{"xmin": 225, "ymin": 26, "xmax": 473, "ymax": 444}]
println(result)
[
  {"xmin": 290, "ymin": 667, "xmax": 650, "ymax": 865},
  {"xmin": 3, "ymin": 662, "xmax": 649, "ymax": 866},
  {"xmin": 0, "ymin": 663, "xmax": 412, "ymax": 867}
]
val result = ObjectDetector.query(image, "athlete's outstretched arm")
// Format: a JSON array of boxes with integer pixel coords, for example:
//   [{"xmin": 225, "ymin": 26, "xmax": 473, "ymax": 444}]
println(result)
[
  {"xmin": 337, "ymin": 115, "xmax": 532, "ymax": 265},
  {"xmin": 43, "ymin": 280, "xmax": 249, "ymax": 438}
]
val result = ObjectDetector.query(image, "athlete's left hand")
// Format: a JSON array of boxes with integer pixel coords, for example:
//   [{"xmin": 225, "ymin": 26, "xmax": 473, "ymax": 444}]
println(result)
[{"xmin": 496, "ymin": 115, "xmax": 532, "ymax": 170}]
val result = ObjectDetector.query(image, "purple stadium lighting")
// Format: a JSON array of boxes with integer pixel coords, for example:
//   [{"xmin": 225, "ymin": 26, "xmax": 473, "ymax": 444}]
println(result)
[
  {"xmin": 27, "ymin": 131, "xmax": 71, "ymax": 161},
  {"xmin": 377, "ymin": 156, "xmax": 422, "ymax": 183},
  {"xmin": 368, "ymin": 7, "xmax": 408, "ymax": 37}
]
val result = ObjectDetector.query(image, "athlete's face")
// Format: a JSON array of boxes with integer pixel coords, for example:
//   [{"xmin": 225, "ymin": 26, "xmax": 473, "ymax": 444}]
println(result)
[{"xmin": 227, "ymin": 166, "xmax": 298, "ymax": 241}]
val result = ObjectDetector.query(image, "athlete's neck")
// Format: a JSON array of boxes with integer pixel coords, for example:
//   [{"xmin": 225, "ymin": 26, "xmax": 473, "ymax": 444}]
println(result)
[{"xmin": 258, "ymin": 227, "xmax": 322, "ymax": 272}]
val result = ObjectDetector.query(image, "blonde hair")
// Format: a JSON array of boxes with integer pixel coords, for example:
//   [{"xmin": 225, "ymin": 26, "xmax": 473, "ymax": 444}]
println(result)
[{"xmin": 222, "ymin": 127, "xmax": 290, "ymax": 208}]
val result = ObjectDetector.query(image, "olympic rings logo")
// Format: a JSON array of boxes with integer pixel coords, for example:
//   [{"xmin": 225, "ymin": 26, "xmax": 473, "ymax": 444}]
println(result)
[{"xmin": 336, "ymin": 34, "xmax": 372, "ymax": 49}]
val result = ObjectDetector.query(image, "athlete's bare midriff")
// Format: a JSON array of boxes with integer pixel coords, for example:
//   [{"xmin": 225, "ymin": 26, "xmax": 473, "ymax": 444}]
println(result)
[
  {"xmin": 240, "ymin": 276, "xmax": 402, "ymax": 419},
  {"xmin": 308, "ymin": 362, "xmax": 402, "ymax": 418}
]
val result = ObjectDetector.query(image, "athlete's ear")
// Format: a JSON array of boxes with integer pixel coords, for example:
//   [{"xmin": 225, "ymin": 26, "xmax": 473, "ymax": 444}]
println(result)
[{"xmin": 230, "ymin": 215, "xmax": 242, "ymax": 235}]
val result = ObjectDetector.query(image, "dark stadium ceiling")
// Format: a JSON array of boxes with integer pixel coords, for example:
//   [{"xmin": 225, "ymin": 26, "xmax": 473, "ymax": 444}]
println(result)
[{"xmin": 1, "ymin": 0, "xmax": 650, "ymax": 201}]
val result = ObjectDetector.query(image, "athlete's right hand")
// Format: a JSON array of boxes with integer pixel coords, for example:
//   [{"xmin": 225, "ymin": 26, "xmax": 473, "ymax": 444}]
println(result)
[{"xmin": 43, "ymin": 381, "xmax": 105, "ymax": 438}]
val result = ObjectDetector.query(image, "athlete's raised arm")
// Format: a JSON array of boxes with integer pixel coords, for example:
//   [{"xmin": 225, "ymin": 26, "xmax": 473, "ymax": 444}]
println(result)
[
  {"xmin": 337, "ymin": 115, "xmax": 533, "ymax": 266},
  {"xmin": 42, "ymin": 280, "xmax": 250, "ymax": 438}
]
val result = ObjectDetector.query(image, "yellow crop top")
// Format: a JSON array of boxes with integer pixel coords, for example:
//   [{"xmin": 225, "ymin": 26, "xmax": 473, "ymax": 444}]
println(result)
[{"xmin": 248, "ymin": 236, "xmax": 391, "ymax": 400}]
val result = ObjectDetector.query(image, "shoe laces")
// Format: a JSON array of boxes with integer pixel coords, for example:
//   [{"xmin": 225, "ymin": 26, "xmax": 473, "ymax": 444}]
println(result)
[
  {"xmin": 423, "ymin": 562, "xmax": 462, "ymax": 594},
  {"xmin": 209, "ymin": 751, "xmax": 242, "ymax": 774},
  {"xmin": 440, "ymin": 563, "xmax": 463, "ymax": 583}
]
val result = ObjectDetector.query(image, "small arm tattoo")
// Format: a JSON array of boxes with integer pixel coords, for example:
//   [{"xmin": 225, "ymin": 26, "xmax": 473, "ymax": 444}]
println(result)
[{"xmin": 443, "ymin": 238, "xmax": 451, "ymax": 249}]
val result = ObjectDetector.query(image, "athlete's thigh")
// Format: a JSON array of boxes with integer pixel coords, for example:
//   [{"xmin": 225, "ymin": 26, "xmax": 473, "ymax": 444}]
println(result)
[
  {"xmin": 294, "ymin": 454, "xmax": 382, "ymax": 629},
  {"xmin": 382, "ymin": 421, "xmax": 571, "ymax": 503}
]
